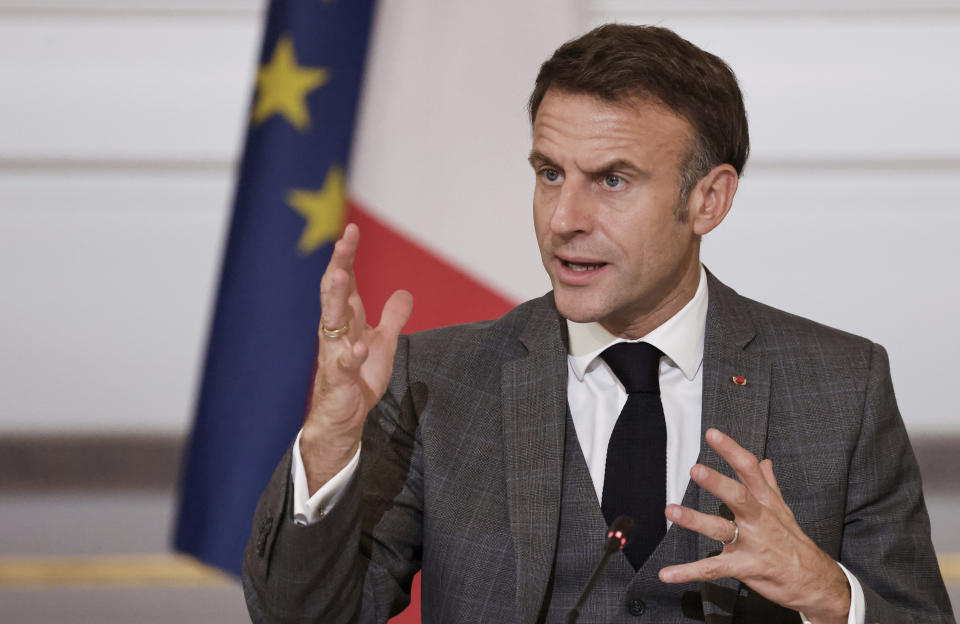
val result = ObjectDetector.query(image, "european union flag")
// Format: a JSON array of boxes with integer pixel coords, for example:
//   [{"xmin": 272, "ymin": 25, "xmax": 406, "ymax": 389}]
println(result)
[{"xmin": 175, "ymin": 0, "xmax": 377, "ymax": 575}]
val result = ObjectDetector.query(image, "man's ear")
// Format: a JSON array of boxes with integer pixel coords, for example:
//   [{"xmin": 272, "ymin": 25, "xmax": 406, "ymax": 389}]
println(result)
[{"xmin": 687, "ymin": 164, "xmax": 738, "ymax": 236}]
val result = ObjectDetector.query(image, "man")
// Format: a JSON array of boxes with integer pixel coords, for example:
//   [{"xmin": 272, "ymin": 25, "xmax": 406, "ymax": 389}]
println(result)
[{"xmin": 242, "ymin": 24, "xmax": 953, "ymax": 623}]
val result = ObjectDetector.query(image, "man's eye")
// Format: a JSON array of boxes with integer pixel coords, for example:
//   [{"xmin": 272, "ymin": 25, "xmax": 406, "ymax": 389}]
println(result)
[
  {"xmin": 603, "ymin": 174, "xmax": 623, "ymax": 189},
  {"xmin": 542, "ymin": 168, "xmax": 560, "ymax": 182}
]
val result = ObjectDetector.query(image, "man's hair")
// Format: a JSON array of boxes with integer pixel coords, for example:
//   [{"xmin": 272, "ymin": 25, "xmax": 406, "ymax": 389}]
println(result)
[{"xmin": 528, "ymin": 24, "xmax": 750, "ymax": 214}]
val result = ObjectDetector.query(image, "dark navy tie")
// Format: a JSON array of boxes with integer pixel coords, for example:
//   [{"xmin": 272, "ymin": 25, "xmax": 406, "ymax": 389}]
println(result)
[{"xmin": 600, "ymin": 341, "xmax": 666, "ymax": 570}]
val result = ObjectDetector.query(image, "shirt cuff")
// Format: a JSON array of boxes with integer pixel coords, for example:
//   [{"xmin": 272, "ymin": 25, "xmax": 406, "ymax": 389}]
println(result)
[
  {"xmin": 797, "ymin": 561, "xmax": 865, "ymax": 624},
  {"xmin": 290, "ymin": 429, "xmax": 361, "ymax": 526}
]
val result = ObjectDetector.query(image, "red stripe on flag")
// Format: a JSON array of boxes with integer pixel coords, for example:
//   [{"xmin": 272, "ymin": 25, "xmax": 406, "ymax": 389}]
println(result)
[{"xmin": 348, "ymin": 201, "xmax": 516, "ymax": 333}]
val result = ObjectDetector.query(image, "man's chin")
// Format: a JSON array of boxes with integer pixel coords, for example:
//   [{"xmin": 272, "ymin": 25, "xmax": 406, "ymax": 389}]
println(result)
[{"xmin": 551, "ymin": 292, "xmax": 607, "ymax": 324}]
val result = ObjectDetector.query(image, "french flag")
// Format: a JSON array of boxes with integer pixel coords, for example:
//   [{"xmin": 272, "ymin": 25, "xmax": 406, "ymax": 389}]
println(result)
[{"xmin": 175, "ymin": 1, "xmax": 516, "ymax": 621}]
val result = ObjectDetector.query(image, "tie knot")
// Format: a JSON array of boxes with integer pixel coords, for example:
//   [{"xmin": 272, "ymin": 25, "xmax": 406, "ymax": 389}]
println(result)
[{"xmin": 601, "ymin": 341, "xmax": 663, "ymax": 394}]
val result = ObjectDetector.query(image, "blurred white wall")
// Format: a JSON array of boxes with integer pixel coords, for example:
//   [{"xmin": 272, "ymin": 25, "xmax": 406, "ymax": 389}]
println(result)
[{"xmin": 0, "ymin": 0, "xmax": 957, "ymax": 436}]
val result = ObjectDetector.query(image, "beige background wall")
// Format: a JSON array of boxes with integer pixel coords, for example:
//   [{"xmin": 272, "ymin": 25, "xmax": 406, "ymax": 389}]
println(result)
[{"xmin": 1, "ymin": 0, "xmax": 957, "ymax": 437}]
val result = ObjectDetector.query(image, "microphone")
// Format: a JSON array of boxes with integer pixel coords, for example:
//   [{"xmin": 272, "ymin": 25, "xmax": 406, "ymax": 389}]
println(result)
[{"xmin": 566, "ymin": 515, "xmax": 635, "ymax": 623}]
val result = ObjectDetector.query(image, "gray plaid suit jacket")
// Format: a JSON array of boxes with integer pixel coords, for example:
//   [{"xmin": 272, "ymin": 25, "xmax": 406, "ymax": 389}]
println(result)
[{"xmin": 243, "ymin": 272, "xmax": 953, "ymax": 623}]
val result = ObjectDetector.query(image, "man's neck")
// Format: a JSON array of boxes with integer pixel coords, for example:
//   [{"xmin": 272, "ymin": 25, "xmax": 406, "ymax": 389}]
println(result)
[
  {"xmin": 566, "ymin": 264, "xmax": 707, "ymax": 381},
  {"xmin": 599, "ymin": 260, "xmax": 703, "ymax": 339}
]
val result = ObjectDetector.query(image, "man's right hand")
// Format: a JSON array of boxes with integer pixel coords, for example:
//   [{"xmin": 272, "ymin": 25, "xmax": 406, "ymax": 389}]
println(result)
[{"xmin": 300, "ymin": 223, "xmax": 414, "ymax": 495}]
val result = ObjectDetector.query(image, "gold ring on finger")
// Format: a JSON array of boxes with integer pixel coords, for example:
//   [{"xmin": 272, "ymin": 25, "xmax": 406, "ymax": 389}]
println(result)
[
  {"xmin": 321, "ymin": 322, "xmax": 349, "ymax": 339},
  {"xmin": 720, "ymin": 521, "xmax": 739, "ymax": 546}
]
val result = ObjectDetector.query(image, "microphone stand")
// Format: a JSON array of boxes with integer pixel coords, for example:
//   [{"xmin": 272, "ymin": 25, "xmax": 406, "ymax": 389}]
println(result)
[{"xmin": 566, "ymin": 515, "xmax": 635, "ymax": 624}]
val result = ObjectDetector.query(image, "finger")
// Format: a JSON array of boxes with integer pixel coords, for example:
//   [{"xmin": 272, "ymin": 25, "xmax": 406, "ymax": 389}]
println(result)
[
  {"xmin": 659, "ymin": 554, "xmax": 737, "ymax": 584},
  {"xmin": 759, "ymin": 459, "xmax": 780, "ymax": 492},
  {"xmin": 759, "ymin": 458, "xmax": 788, "ymax": 510},
  {"xmin": 705, "ymin": 428, "xmax": 771, "ymax": 499},
  {"xmin": 666, "ymin": 504, "xmax": 739, "ymax": 544},
  {"xmin": 689, "ymin": 463, "xmax": 754, "ymax": 517},
  {"xmin": 327, "ymin": 223, "xmax": 359, "ymax": 280},
  {"xmin": 336, "ymin": 340, "xmax": 368, "ymax": 372},
  {"xmin": 345, "ymin": 290, "xmax": 367, "ymax": 336},
  {"xmin": 318, "ymin": 225, "xmax": 360, "ymax": 324},
  {"xmin": 319, "ymin": 267, "xmax": 353, "ymax": 331},
  {"xmin": 377, "ymin": 290, "xmax": 414, "ymax": 337}
]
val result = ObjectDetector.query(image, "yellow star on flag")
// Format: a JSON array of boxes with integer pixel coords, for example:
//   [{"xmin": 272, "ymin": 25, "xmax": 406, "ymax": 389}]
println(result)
[
  {"xmin": 253, "ymin": 35, "xmax": 330, "ymax": 131},
  {"xmin": 287, "ymin": 166, "xmax": 347, "ymax": 255}
]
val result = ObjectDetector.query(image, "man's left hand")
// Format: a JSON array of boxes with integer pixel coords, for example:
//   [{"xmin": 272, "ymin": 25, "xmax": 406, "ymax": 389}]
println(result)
[{"xmin": 659, "ymin": 428, "xmax": 850, "ymax": 624}]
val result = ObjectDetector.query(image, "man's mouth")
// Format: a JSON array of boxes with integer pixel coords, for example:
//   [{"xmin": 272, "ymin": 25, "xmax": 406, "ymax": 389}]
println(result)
[{"xmin": 561, "ymin": 259, "xmax": 606, "ymax": 272}]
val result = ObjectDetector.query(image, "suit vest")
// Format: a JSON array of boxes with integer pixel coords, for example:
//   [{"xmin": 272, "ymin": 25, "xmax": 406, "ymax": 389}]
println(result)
[{"xmin": 541, "ymin": 409, "xmax": 706, "ymax": 623}]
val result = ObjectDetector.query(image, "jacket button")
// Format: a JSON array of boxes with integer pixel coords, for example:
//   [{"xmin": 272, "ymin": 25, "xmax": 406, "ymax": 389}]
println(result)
[{"xmin": 628, "ymin": 599, "xmax": 645, "ymax": 616}]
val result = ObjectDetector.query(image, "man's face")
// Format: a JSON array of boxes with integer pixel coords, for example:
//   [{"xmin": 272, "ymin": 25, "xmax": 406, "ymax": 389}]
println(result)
[{"xmin": 530, "ymin": 90, "xmax": 701, "ymax": 336}]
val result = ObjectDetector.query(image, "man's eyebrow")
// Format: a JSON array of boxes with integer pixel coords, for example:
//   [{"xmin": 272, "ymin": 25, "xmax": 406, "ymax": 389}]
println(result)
[
  {"xmin": 527, "ymin": 153, "xmax": 649, "ymax": 179},
  {"xmin": 584, "ymin": 158, "xmax": 645, "ymax": 177},
  {"xmin": 527, "ymin": 151, "xmax": 557, "ymax": 168}
]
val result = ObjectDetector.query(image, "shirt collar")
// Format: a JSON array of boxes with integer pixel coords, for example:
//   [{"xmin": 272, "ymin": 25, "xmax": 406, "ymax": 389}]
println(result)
[{"xmin": 566, "ymin": 265, "xmax": 708, "ymax": 382}]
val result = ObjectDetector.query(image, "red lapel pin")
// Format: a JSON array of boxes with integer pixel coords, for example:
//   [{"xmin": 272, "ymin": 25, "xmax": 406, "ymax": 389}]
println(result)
[{"xmin": 732, "ymin": 375, "xmax": 747, "ymax": 386}]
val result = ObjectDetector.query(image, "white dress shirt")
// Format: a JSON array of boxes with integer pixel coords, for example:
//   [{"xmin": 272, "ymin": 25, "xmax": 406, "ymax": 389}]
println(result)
[
  {"xmin": 566, "ymin": 264, "xmax": 708, "ymax": 527},
  {"xmin": 290, "ymin": 265, "xmax": 863, "ymax": 623}
]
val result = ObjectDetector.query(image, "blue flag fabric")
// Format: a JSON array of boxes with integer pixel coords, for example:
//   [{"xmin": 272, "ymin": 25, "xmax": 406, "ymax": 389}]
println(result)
[{"xmin": 175, "ymin": 0, "xmax": 377, "ymax": 575}]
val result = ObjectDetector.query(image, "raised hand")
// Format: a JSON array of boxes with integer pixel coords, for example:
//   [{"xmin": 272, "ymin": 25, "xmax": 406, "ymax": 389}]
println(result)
[
  {"xmin": 299, "ymin": 224, "xmax": 414, "ymax": 494},
  {"xmin": 659, "ymin": 428, "xmax": 851, "ymax": 624}
]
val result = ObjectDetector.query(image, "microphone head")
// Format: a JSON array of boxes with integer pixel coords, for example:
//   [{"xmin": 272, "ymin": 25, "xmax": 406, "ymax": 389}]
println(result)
[{"xmin": 605, "ymin": 515, "xmax": 635, "ymax": 552}]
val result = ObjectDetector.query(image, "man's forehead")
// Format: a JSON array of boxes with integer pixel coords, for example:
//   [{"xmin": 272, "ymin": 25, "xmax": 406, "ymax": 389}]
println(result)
[{"xmin": 531, "ymin": 90, "xmax": 693, "ymax": 167}]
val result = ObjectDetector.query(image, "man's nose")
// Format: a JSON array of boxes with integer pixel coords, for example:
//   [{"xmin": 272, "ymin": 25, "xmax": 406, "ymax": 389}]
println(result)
[{"xmin": 550, "ymin": 181, "xmax": 593, "ymax": 235}]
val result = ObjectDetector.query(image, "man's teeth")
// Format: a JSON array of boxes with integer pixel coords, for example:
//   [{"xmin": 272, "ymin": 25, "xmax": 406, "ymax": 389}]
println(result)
[{"xmin": 566, "ymin": 262, "xmax": 602, "ymax": 271}]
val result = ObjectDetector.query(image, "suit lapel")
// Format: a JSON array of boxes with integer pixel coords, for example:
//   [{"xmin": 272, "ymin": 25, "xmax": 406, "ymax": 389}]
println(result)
[
  {"xmin": 698, "ymin": 272, "xmax": 771, "ymax": 623},
  {"xmin": 501, "ymin": 295, "xmax": 568, "ymax": 624},
  {"xmin": 499, "ymin": 279, "xmax": 773, "ymax": 621}
]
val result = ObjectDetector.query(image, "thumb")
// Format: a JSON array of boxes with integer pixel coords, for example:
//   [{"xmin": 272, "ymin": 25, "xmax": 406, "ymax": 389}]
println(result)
[{"xmin": 377, "ymin": 289, "xmax": 414, "ymax": 337}]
